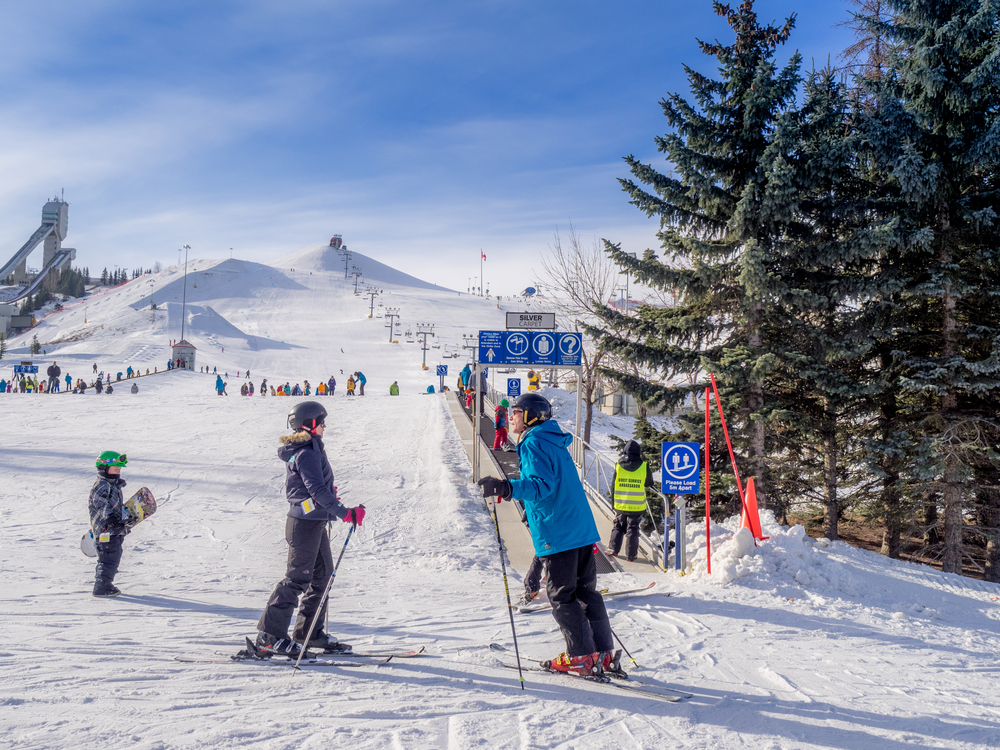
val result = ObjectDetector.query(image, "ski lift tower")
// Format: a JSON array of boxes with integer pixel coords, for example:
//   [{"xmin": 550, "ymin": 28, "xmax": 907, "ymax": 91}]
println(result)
[
  {"xmin": 384, "ymin": 307, "xmax": 400, "ymax": 342},
  {"xmin": 416, "ymin": 323, "xmax": 435, "ymax": 370}
]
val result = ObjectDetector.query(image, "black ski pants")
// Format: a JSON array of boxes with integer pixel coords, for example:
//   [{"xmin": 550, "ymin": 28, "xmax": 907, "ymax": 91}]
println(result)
[
  {"xmin": 542, "ymin": 544, "xmax": 613, "ymax": 657},
  {"xmin": 524, "ymin": 555, "xmax": 543, "ymax": 594},
  {"xmin": 258, "ymin": 518, "xmax": 334, "ymax": 641},
  {"xmin": 95, "ymin": 535, "xmax": 124, "ymax": 585},
  {"xmin": 608, "ymin": 510, "xmax": 643, "ymax": 560}
]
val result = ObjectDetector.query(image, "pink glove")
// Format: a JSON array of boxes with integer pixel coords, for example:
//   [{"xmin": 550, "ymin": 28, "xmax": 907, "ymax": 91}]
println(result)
[{"xmin": 344, "ymin": 505, "xmax": 366, "ymax": 527}]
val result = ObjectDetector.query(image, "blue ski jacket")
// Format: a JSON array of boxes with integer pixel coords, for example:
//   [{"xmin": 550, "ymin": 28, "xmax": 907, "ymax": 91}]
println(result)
[
  {"xmin": 508, "ymin": 419, "xmax": 599, "ymax": 557},
  {"xmin": 278, "ymin": 431, "xmax": 348, "ymax": 521}
]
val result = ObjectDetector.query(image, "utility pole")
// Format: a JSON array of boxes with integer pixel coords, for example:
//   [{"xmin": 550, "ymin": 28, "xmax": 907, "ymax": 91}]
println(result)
[
  {"xmin": 365, "ymin": 288, "xmax": 378, "ymax": 318},
  {"xmin": 417, "ymin": 323, "xmax": 435, "ymax": 370},
  {"xmin": 385, "ymin": 307, "xmax": 400, "ymax": 342},
  {"xmin": 180, "ymin": 245, "xmax": 190, "ymax": 341},
  {"xmin": 352, "ymin": 266, "xmax": 363, "ymax": 294},
  {"xmin": 342, "ymin": 247, "xmax": 353, "ymax": 277}
]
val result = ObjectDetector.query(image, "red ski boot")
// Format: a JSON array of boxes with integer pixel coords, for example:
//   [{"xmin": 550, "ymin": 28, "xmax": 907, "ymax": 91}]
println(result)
[{"xmin": 542, "ymin": 652, "xmax": 601, "ymax": 677}]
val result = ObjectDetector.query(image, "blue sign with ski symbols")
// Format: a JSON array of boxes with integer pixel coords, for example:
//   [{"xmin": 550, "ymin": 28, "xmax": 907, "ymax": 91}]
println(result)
[
  {"xmin": 503, "ymin": 331, "xmax": 531, "ymax": 365},
  {"xmin": 507, "ymin": 378, "xmax": 521, "ymax": 397},
  {"xmin": 14, "ymin": 365, "xmax": 38, "ymax": 374},
  {"xmin": 436, "ymin": 365, "xmax": 448, "ymax": 376},
  {"xmin": 476, "ymin": 330, "xmax": 584, "ymax": 367},
  {"xmin": 661, "ymin": 442, "xmax": 701, "ymax": 494}
]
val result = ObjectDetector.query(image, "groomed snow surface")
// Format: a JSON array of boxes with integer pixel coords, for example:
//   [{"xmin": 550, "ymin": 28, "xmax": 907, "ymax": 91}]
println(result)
[{"xmin": 3, "ymin": 248, "xmax": 1000, "ymax": 749}]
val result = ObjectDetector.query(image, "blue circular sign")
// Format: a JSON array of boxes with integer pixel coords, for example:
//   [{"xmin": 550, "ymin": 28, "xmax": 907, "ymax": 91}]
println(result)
[{"xmin": 506, "ymin": 332, "xmax": 529, "ymax": 356}]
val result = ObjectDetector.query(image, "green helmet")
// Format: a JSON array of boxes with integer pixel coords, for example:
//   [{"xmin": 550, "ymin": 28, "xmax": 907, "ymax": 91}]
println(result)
[
  {"xmin": 500, "ymin": 398, "xmax": 510, "ymax": 408},
  {"xmin": 96, "ymin": 450, "xmax": 128, "ymax": 468}
]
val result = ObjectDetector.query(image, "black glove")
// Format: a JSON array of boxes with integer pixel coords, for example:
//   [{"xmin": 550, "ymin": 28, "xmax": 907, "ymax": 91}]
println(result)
[{"xmin": 477, "ymin": 477, "xmax": 512, "ymax": 501}]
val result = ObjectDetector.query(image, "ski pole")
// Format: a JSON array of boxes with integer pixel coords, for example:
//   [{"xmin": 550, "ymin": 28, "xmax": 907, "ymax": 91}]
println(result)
[
  {"xmin": 610, "ymin": 626, "xmax": 639, "ymax": 669},
  {"xmin": 294, "ymin": 521, "xmax": 356, "ymax": 671},
  {"xmin": 489, "ymin": 497, "xmax": 525, "ymax": 689}
]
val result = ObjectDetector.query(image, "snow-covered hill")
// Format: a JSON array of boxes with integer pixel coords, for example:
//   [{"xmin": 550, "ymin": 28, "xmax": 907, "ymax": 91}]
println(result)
[{"xmin": 2, "ymin": 247, "xmax": 1000, "ymax": 750}]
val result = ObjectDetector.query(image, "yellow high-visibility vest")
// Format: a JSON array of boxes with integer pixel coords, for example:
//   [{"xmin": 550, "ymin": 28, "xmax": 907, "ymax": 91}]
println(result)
[{"xmin": 613, "ymin": 462, "xmax": 648, "ymax": 512}]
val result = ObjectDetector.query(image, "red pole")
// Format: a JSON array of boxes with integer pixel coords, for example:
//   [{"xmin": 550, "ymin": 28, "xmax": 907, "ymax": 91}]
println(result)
[
  {"xmin": 705, "ymin": 386, "xmax": 711, "ymax": 575},
  {"xmin": 709, "ymin": 374, "xmax": 751, "ymax": 522}
]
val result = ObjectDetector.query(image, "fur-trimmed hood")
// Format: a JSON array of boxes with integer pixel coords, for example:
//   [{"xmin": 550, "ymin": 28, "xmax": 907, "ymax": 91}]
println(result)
[{"xmin": 280, "ymin": 430, "xmax": 314, "ymax": 446}]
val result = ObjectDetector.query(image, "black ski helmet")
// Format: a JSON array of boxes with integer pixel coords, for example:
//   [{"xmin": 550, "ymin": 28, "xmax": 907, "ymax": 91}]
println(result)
[
  {"xmin": 512, "ymin": 392, "xmax": 551, "ymax": 427},
  {"xmin": 287, "ymin": 401, "xmax": 328, "ymax": 433}
]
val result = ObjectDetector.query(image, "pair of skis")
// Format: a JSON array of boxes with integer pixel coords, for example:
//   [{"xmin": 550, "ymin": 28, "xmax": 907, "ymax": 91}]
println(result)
[
  {"xmin": 175, "ymin": 641, "xmax": 689, "ymax": 704},
  {"xmin": 174, "ymin": 640, "xmax": 425, "ymax": 666},
  {"xmin": 486, "ymin": 643, "xmax": 689, "ymax": 703}
]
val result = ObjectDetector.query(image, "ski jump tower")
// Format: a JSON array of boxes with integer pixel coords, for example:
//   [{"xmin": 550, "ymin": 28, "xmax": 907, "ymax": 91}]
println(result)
[{"xmin": 0, "ymin": 197, "xmax": 76, "ymax": 300}]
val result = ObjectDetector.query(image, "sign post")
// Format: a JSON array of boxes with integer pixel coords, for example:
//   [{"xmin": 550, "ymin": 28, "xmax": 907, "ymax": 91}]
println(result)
[
  {"xmin": 661, "ymin": 441, "xmax": 701, "ymax": 571},
  {"xmin": 436, "ymin": 364, "xmax": 447, "ymax": 393}
]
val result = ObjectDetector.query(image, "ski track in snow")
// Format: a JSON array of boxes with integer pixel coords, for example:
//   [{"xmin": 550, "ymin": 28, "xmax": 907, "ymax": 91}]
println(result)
[{"xmin": 2, "ymin": 249, "xmax": 1000, "ymax": 749}]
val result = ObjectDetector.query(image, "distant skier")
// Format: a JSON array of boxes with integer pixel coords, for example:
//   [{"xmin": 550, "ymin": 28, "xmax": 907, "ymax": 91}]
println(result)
[
  {"xmin": 356, "ymin": 371, "xmax": 366, "ymax": 396},
  {"xmin": 89, "ymin": 452, "xmax": 130, "ymax": 597},
  {"xmin": 493, "ymin": 398, "xmax": 509, "ymax": 450},
  {"xmin": 260, "ymin": 379, "xmax": 267, "ymax": 396},
  {"xmin": 327, "ymin": 376, "xmax": 336, "ymax": 396},
  {"xmin": 248, "ymin": 382, "xmax": 255, "ymax": 396},
  {"xmin": 346, "ymin": 376, "xmax": 356, "ymax": 396},
  {"xmin": 460, "ymin": 363, "xmax": 471, "ymax": 390},
  {"xmin": 389, "ymin": 381, "xmax": 399, "ymax": 395},
  {"xmin": 216, "ymin": 375, "xmax": 225, "ymax": 396},
  {"xmin": 292, "ymin": 384, "xmax": 303, "ymax": 396},
  {"xmin": 251, "ymin": 401, "xmax": 364, "ymax": 658},
  {"xmin": 241, "ymin": 383, "xmax": 249, "ymax": 396},
  {"xmin": 46, "ymin": 361, "xmax": 61, "ymax": 393},
  {"xmin": 131, "ymin": 383, "xmax": 138, "ymax": 394},
  {"xmin": 95, "ymin": 378, "xmax": 104, "ymax": 394}
]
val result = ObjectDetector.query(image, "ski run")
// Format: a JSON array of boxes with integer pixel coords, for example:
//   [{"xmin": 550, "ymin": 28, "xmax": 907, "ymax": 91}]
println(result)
[{"xmin": 3, "ymin": 247, "xmax": 1000, "ymax": 749}]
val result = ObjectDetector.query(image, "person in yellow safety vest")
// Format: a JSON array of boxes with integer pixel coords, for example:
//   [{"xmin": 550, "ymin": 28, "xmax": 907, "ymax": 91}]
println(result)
[
  {"xmin": 527, "ymin": 370, "xmax": 541, "ymax": 391},
  {"xmin": 607, "ymin": 440, "xmax": 655, "ymax": 562}
]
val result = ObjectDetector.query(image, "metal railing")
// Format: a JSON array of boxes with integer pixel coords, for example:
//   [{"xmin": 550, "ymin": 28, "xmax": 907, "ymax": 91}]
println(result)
[{"xmin": 482, "ymin": 386, "xmax": 670, "ymax": 570}]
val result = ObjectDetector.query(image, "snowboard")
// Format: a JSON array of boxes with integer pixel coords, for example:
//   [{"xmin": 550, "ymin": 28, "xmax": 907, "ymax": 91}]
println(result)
[{"xmin": 81, "ymin": 487, "xmax": 157, "ymax": 557}]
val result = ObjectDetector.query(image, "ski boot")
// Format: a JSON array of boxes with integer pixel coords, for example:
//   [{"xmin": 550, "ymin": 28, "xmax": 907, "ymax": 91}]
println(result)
[
  {"xmin": 252, "ymin": 632, "xmax": 303, "ymax": 659},
  {"xmin": 599, "ymin": 649, "xmax": 627, "ymax": 679},
  {"xmin": 542, "ymin": 652, "xmax": 602, "ymax": 678},
  {"xmin": 302, "ymin": 632, "xmax": 352, "ymax": 654}
]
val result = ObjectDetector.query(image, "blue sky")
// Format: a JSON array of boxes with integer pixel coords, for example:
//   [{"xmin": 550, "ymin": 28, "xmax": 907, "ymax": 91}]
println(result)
[{"xmin": 0, "ymin": 1, "xmax": 856, "ymax": 295}]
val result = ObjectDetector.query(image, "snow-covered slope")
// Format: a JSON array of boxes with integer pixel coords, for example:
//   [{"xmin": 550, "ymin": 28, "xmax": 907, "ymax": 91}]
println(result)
[
  {"xmin": 2, "ymin": 250, "xmax": 1000, "ymax": 750},
  {"xmin": 272, "ymin": 244, "xmax": 455, "ymax": 292}
]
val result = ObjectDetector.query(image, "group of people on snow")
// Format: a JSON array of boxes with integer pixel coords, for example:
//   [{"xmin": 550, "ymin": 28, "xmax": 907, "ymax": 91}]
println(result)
[
  {"xmin": 2, "ymin": 360, "xmax": 147, "ymax": 395},
  {"xmin": 87, "ymin": 349, "xmax": 629, "ymax": 677}
]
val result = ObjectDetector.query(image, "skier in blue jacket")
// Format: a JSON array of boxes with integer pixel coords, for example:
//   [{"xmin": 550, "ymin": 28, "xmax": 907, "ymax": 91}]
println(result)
[
  {"xmin": 253, "ymin": 401, "xmax": 366, "ymax": 659},
  {"xmin": 477, "ymin": 392, "xmax": 620, "ymax": 679}
]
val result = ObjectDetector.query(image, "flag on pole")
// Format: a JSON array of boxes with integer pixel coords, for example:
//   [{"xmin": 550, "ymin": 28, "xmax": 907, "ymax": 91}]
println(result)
[{"xmin": 481, "ymin": 251, "xmax": 487, "ymax": 261}]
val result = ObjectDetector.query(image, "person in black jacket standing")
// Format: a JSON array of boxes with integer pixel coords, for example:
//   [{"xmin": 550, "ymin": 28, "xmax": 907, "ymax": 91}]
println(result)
[
  {"xmin": 607, "ymin": 440, "xmax": 655, "ymax": 562},
  {"xmin": 46, "ymin": 362, "xmax": 61, "ymax": 393},
  {"xmin": 253, "ymin": 401, "xmax": 366, "ymax": 658}
]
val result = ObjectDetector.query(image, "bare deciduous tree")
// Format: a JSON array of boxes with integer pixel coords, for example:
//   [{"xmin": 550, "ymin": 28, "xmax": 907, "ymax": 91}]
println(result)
[{"xmin": 537, "ymin": 225, "xmax": 624, "ymax": 443}]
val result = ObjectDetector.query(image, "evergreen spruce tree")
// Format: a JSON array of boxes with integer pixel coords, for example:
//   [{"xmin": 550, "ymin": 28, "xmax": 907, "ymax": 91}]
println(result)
[
  {"xmin": 30, "ymin": 334, "xmax": 41, "ymax": 355},
  {"xmin": 857, "ymin": 0, "xmax": 1000, "ymax": 575},
  {"xmin": 588, "ymin": 1, "xmax": 801, "ymax": 513}
]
